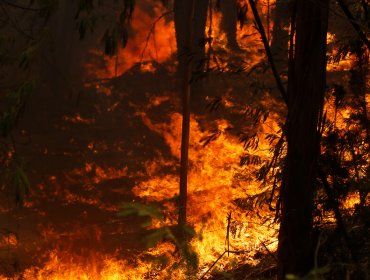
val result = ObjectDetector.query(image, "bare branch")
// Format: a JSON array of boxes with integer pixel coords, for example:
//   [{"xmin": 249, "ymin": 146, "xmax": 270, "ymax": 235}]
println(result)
[
  {"xmin": 336, "ymin": 0, "xmax": 370, "ymax": 50},
  {"xmin": 248, "ymin": 0, "xmax": 288, "ymax": 105},
  {"xmin": 0, "ymin": 0, "xmax": 47, "ymax": 11}
]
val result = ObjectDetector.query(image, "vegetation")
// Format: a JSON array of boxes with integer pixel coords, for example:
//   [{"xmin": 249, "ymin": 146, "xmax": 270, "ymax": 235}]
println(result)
[{"xmin": 0, "ymin": 0, "xmax": 369, "ymax": 279}]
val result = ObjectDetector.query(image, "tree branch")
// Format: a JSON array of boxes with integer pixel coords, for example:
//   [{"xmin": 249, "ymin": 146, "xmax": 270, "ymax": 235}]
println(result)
[
  {"xmin": 140, "ymin": 10, "xmax": 173, "ymax": 63},
  {"xmin": 318, "ymin": 167, "xmax": 358, "ymax": 262},
  {"xmin": 0, "ymin": 3, "xmax": 33, "ymax": 39},
  {"xmin": 336, "ymin": 0, "xmax": 370, "ymax": 50},
  {"xmin": 0, "ymin": 0, "xmax": 47, "ymax": 11},
  {"xmin": 248, "ymin": 0, "xmax": 288, "ymax": 105}
]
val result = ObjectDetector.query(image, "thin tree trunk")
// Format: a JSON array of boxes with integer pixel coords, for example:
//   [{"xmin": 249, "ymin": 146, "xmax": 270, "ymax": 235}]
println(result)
[
  {"xmin": 174, "ymin": 0, "xmax": 196, "ymax": 232},
  {"xmin": 277, "ymin": 0, "xmax": 329, "ymax": 278},
  {"xmin": 174, "ymin": 0, "xmax": 209, "ymax": 232},
  {"xmin": 174, "ymin": 0, "xmax": 208, "ymax": 75}
]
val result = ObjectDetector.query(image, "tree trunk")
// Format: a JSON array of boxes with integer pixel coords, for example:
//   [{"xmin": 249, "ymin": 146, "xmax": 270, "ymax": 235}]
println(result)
[
  {"xmin": 219, "ymin": 0, "xmax": 238, "ymax": 48},
  {"xmin": 270, "ymin": 0, "xmax": 291, "ymax": 72},
  {"xmin": 174, "ymin": 0, "xmax": 208, "ymax": 75},
  {"xmin": 174, "ymin": 0, "xmax": 197, "ymax": 231},
  {"xmin": 277, "ymin": 0, "xmax": 329, "ymax": 278}
]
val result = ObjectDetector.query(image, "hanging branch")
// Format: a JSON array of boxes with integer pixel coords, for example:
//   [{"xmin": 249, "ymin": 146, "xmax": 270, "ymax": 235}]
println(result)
[
  {"xmin": 140, "ymin": 10, "xmax": 174, "ymax": 63},
  {"xmin": 0, "ymin": 0, "xmax": 48, "ymax": 11},
  {"xmin": 336, "ymin": 0, "xmax": 370, "ymax": 50},
  {"xmin": 0, "ymin": 3, "xmax": 33, "ymax": 39},
  {"xmin": 248, "ymin": 0, "xmax": 288, "ymax": 105},
  {"xmin": 318, "ymin": 167, "xmax": 358, "ymax": 262}
]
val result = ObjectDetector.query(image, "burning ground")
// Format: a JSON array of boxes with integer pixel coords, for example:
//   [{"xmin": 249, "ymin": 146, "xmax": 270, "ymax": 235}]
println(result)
[{"xmin": 0, "ymin": 54, "xmax": 282, "ymax": 278}]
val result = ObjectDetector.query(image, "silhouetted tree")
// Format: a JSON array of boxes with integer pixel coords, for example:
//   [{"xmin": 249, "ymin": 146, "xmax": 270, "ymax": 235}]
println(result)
[
  {"xmin": 173, "ymin": 0, "xmax": 196, "ymax": 232},
  {"xmin": 277, "ymin": 0, "xmax": 329, "ymax": 278},
  {"xmin": 219, "ymin": 0, "xmax": 239, "ymax": 49},
  {"xmin": 174, "ymin": 0, "xmax": 242, "ymax": 231}
]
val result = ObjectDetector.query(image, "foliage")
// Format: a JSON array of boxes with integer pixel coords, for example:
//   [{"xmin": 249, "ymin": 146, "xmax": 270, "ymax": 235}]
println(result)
[
  {"xmin": 0, "ymin": 81, "xmax": 33, "ymax": 204},
  {"xmin": 118, "ymin": 202, "xmax": 198, "ymax": 271},
  {"xmin": 0, "ymin": 81, "xmax": 33, "ymax": 138},
  {"xmin": 0, "ymin": 82, "xmax": 33, "ymax": 205},
  {"xmin": 0, "ymin": 0, "xmax": 56, "ymax": 205},
  {"xmin": 318, "ymin": 36, "xmax": 369, "ymax": 208},
  {"xmin": 75, "ymin": 0, "xmax": 135, "ymax": 56},
  {"xmin": 0, "ymin": 148, "xmax": 31, "ymax": 205},
  {"xmin": 285, "ymin": 266, "xmax": 330, "ymax": 280}
]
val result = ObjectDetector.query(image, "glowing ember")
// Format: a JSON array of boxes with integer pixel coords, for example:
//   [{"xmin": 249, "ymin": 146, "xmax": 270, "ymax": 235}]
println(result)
[{"xmin": 63, "ymin": 114, "xmax": 96, "ymax": 125}]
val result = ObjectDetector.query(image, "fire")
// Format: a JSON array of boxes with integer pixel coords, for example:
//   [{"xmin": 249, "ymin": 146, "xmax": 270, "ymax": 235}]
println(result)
[
  {"xmin": 18, "ymin": 251, "xmax": 147, "ymax": 280},
  {"xmin": 0, "ymin": 232, "xmax": 18, "ymax": 247},
  {"xmin": 0, "ymin": 107, "xmax": 279, "ymax": 279},
  {"xmin": 342, "ymin": 192, "xmax": 361, "ymax": 210},
  {"xmin": 84, "ymin": 0, "xmax": 274, "ymax": 79},
  {"xmin": 85, "ymin": 1, "xmax": 176, "ymax": 79},
  {"xmin": 134, "ymin": 111, "xmax": 278, "ymax": 271},
  {"xmin": 3, "ymin": 0, "xmax": 367, "ymax": 279}
]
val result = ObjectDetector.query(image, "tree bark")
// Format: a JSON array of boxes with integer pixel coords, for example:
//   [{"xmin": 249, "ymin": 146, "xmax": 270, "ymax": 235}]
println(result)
[
  {"xmin": 277, "ymin": 0, "xmax": 329, "ymax": 278},
  {"xmin": 219, "ymin": 0, "xmax": 238, "ymax": 48},
  {"xmin": 174, "ymin": 0, "xmax": 196, "ymax": 231},
  {"xmin": 174, "ymin": 0, "xmax": 208, "ymax": 75},
  {"xmin": 270, "ymin": 0, "xmax": 291, "ymax": 72}
]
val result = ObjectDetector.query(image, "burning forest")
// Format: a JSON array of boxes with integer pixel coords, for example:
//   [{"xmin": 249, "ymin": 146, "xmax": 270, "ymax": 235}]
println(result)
[{"xmin": 0, "ymin": 0, "xmax": 369, "ymax": 279}]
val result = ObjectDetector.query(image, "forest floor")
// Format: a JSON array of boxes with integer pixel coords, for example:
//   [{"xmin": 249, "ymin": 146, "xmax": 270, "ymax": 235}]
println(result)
[
  {"xmin": 0, "ymin": 40, "xmax": 357, "ymax": 278},
  {"xmin": 0, "ymin": 46, "xmax": 287, "ymax": 278}
]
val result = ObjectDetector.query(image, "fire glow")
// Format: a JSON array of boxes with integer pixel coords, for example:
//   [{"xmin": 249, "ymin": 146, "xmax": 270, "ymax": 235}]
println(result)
[
  {"xmin": 1, "ymin": 0, "xmax": 366, "ymax": 279},
  {"xmin": 1, "ymin": 109, "xmax": 278, "ymax": 279}
]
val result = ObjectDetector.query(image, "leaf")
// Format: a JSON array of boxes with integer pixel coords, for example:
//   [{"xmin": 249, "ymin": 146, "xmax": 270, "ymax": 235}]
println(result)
[
  {"xmin": 240, "ymin": 154, "xmax": 261, "ymax": 166},
  {"xmin": 182, "ymin": 224, "xmax": 196, "ymax": 238},
  {"xmin": 37, "ymin": 0, "xmax": 58, "ymax": 18},
  {"xmin": 77, "ymin": 19, "xmax": 87, "ymax": 39},
  {"xmin": 118, "ymin": 202, "xmax": 163, "ymax": 220},
  {"xmin": 119, "ymin": 27, "xmax": 128, "ymax": 48},
  {"xmin": 102, "ymin": 29, "xmax": 118, "ymax": 56},
  {"xmin": 285, "ymin": 274, "xmax": 301, "ymax": 280},
  {"xmin": 205, "ymin": 97, "xmax": 222, "ymax": 112},
  {"xmin": 1, "ymin": 81, "xmax": 33, "ymax": 138},
  {"xmin": 145, "ymin": 227, "xmax": 173, "ymax": 247},
  {"xmin": 199, "ymin": 130, "xmax": 221, "ymax": 147},
  {"xmin": 13, "ymin": 161, "xmax": 30, "ymax": 205},
  {"xmin": 19, "ymin": 42, "xmax": 38, "ymax": 69},
  {"xmin": 237, "ymin": 3, "xmax": 249, "ymax": 29},
  {"xmin": 239, "ymin": 133, "xmax": 259, "ymax": 150},
  {"xmin": 180, "ymin": 243, "xmax": 198, "ymax": 270},
  {"xmin": 122, "ymin": 0, "xmax": 135, "ymax": 22}
]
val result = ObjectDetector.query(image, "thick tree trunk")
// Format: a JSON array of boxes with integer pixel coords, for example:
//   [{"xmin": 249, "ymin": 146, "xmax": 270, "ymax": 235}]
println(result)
[
  {"xmin": 270, "ymin": 0, "xmax": 291, "ymax": 72},
  {"xmin": 219, "ymin": 0, "xmax": 238, "ymax": 48},
  {"xmin": 277, "ymin": 0, "xmax": 329, "ymax": 278}
]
